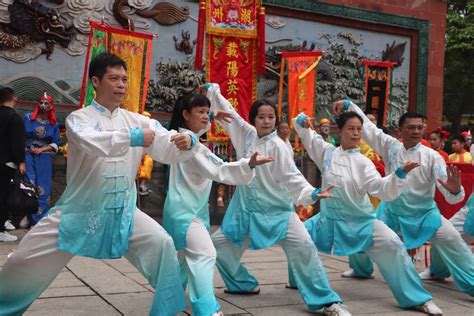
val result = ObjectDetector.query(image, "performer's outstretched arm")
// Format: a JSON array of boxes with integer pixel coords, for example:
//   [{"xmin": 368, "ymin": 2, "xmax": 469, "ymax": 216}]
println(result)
[
  {"xmin": 191, "ymin": 144, "xmax": 257, "ymax": 185},
  {"xmin": 272, "ymin": 141, "xmax": 326, "ymax": 207},
  {"xmin": 205, "ymin": 83, "xmax": 256, "ymax": 157},
  {"xmin": 292, "ymin": 113, "xmax": 335, "ymax": 171}
]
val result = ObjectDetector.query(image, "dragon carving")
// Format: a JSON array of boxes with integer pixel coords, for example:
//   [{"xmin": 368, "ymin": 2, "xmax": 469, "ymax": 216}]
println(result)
[
  {"xmin": 0, "ymin": 0, "xmax": 74, "ymax": 59},
  {"xmin": 173, "ymin": 30, "xmax": 195, "ymax": 55},
  {"xmin": 113, "ymin": 0, "xmax": 189, "ymax": 30},
  {"xmin": 382, "ymin": 41, "xmax": 407, "ymax": 67}
]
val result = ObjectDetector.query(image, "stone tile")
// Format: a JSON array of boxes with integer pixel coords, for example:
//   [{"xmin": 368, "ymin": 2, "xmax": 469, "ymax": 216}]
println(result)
[
  {"xmin": 25, "ymin": 296, "xmax": 119, "ymax": 315},
  {"xmin": 342, "ymin": 297, "xmax": 463, "ymax": 314},
  {"xmin": 103, "ymin": 292, "xmax": 153, "ymax": 316},
  {"xmin": 248, "ymin": 268, "xmax": 289, "ymax": 285},
  {"xmin": 241, "ymin": 249, "xmax": 286, "ymax": 263},
  {"xmin": 40, "ymin": 286, "xmax": 95, "ymax": 298},
  {"xmin": 184, "ymin": 296, "xmax": 249, "ymax": 315},
  {"xmin": 424, "ymin": 283, "xmax": 474, "ymax": 308},
  {"xmin": 103, "ymin": 258, "xmax": 138, "ymax": 273},
  {"xmin": 246, "ymin": 261, "xmax": 289, "ymax": 270},
  {"xmin": 246, "ymin": 261, "xmax": 341, "ymax": 275},
  {"xmin": 49, "ymin": 271, "xmax": 84, "ymax": 288},
  {"xmin": 330, "ymin": 279, "xmax": 394, "ymax": 301},
  {"xmin": 217, "ymin": 298, "xmax": 251, "ymax": 315},
  {"xmin": 320, "ymin": 258, "xmax": 352, "ymax": 272},
  {"xmin": 125, "ymin": 272, "xmax": 149, "ymax": 285},
  {"xmin": 215, "ymin": 284, "xmax": 304, "ymax": 308},
  {"xmin": 66, "ymin": 256, "xmax": 146, "ymax": 294},
  {"xmin": 245, "ymin": 305, "xmax": 312, "ymax": 315}
]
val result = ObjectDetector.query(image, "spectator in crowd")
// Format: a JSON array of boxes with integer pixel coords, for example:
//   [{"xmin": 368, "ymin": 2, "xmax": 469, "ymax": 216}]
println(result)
[
  {"xmin": 0, "ymin": 87, "xmax": 25, "ymax": 242},
  {"xmin": 318, "ymin": 118, "xmax": 336, "ymax": 146},
  {"xmin": 428, "ymin": 129, "xmax": 449, "ymax": 162},
  {"xmin": 449, "ymin": 134, "xmax": 472, "ymax": 163},
  {"xmin": 20, "ymin": 92, "xmax": 61, "ymax": 228},
  {"xmin": 277, "ymin": 121, "xmax": 293, "ymax": 158}
]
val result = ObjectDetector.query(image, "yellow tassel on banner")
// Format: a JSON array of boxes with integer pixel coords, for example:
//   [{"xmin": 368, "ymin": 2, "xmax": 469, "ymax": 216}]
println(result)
[{"xmin": 298, "ymin": 56, "xmax": 321, "ymax": 80}]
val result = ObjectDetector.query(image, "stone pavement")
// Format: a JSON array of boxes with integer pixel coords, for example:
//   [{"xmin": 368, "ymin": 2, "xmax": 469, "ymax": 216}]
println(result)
[{"xmin": 1, "ymin": 228, "xmax": 472, "ymax": 316}]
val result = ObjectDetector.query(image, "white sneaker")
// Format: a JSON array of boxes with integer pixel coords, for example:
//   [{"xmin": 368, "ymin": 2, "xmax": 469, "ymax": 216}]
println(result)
[
  {"xmin": 322, "ymin": 303, "xmax": 352, "ymax": 316},
  {"xmin": 4, "ymin": 220, "xmax": 15, "ymax": 230},
  {"xmin": 212, "ymin": 311, "xmax": 223, "ymax": 316},
  {"xmin": 415, "ymin": 300, "xmax": 443, "ymax": 315},
  {"xmin": 19, "ymin": 216, "xmax": 30, "ymax": 228},
  {"xmin": 419, "ymin": 268, "xmax": 445, "ymax": 281},
  {"xmin": 341, "ymin": 269, "xmax": 374, "ymax": 279},
  {"xmin": 0, "ymin": 231, "xmax": 18, "ymax": 242}
]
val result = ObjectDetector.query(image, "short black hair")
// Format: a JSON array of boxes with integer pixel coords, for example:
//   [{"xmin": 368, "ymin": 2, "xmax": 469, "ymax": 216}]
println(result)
[
  {"xmin": 336, "ymin": 111, "xmax": 363, "ymax": 129},
  {"xmin": 88, "ymin": 52, "xmax": 127, "ymax": 80},
  {"xmin": 168, "ymin": 94, "xmax": 211, "ymax": 131},
  {"xmin": 0, "ymin": 87, "xmax": 15, "ymax": 104},
  {"xmin": 398, "ymin": 112, "xmax": 424, "ymax": 127},
  {"xmin": 451, "ymin": 134, "xmax": 466, "ymax": 144},
  {"xmin": 248, "ymin": 99, "xmax": 279, "ymax": 126},
  {"xmin": 430, "ymin": 130, "xmax": 442, "ymax": 138}
]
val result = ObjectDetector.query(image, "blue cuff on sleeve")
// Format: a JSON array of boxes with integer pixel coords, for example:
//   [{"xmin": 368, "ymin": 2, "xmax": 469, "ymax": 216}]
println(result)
[
  {"xmin": 395, "ymin": 166, "xmax": 408, "ymax": 179},
  {"xmin": 129, "ymin": 127, "xmax": 144, "ymax": 147},
  {"xmin": 296, "ymin": 113, "xmax": 308, "ymax": 127},
  {"xmin": 343, "ymin": 100, "xmax": 351, "ymax": 111},
  {"xmin": 311, "ymin": 188, "xmax": 322, "ymax": 202},
  {"xmin": 203, "ymin": 83, "xmax": 213, "ymax": 91},
  {"xmin": 209, "ymin": 111, "xmax": 214, "ymax": 121},
  {"xmin": 190, "ymin": 133, "xmax": 197, "ymax": 148}
]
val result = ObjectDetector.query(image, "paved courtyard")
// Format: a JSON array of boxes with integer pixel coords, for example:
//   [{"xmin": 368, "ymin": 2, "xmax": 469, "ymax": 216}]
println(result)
[{"xmin": 1, "ymin": 228, "xmax": 472, "ymax": 315}]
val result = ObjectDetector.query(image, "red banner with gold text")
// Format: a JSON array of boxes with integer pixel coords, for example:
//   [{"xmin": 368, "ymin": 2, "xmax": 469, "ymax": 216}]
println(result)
[
  {"xmin": 206, "ymin": 34, "xmax": 257, "ymax": 140},
  {"xmin": 285, "ymin": 52, "xmax": 321, "ymax": 120}
]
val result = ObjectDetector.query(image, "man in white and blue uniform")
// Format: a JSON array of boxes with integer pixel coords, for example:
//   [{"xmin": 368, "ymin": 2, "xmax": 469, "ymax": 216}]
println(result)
[{"xmin": 0, "ymin": 53, "xmax": 198, "ymax": 316}]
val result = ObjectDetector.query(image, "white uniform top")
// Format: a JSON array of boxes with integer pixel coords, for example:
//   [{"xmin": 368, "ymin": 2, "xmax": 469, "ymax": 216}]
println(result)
[
  {"xmin": 163, "ymin": 128, "xmax": 255, "ymax": 250},
  {"xmin": 348, "ymin": 102, "xmax": 465, "ymax": 249},
  {"xmin": 207, "ymin": 84, "xmax": 319, "ymax": 249},
  {"xmin": 293, "ymin": 117, "xmax": 407, "ymax": 255},
  {"xmin": 55, "ymin": 100, "xmax": 197, "ymax": 258}
]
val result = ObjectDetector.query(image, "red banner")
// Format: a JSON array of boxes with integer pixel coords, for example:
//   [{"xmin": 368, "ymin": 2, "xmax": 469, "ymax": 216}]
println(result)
[
  {"xmin": 80, "ymin": 22, "xmax": 154, "ymax": 113},
  {"xmin": 206, "ymin": 34, "xmax": 256, "ymax": 140},
  {"xmin": 283, "ymin": 51, "xmax": 321, "ymax": 121},
  {"xmin": 206, "ymin": 0, "xmax": 259, "ymax": 38}
]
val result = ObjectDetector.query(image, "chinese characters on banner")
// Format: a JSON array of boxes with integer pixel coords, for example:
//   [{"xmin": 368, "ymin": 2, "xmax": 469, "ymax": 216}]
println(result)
[
  {"xmin": 278, "ymin": 51, "xmax": 322, "ymax": 122},
  {"xmin": 80, "ymin": 21, "xmax": 154, "ymax": 113},
  {"xmin": 362, "ymin": 60, "xmax": 396, "ymax": 127},
  {"xmin": 206, "ymin": 35, "xmax": 257, "ymax": 123},
  {"xmin": 195, "ymin": 1, "xmax": 264, "ymax": 141}
]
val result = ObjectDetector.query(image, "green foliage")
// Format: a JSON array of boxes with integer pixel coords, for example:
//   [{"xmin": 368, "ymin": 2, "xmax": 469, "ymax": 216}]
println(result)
[{"xmin": 444, "ymin": 0, "xmax": 474, "ymax": 131}]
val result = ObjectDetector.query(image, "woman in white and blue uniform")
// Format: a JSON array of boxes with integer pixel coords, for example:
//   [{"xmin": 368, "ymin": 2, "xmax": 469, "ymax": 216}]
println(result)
[
  {"xmin": 292, "ymin": 111, "xmax": 442, "ymax": 315},
  {"xmin": 163, "ymin": 94, "xmax": 272, "ymax": 316},
  {"xmin": 205, "ymin": 83, "xmax": 350, "ymax": 316}
]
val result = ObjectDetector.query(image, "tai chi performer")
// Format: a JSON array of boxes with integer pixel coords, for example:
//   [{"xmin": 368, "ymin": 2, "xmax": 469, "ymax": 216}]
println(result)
[
  {"xmin": 163, "ymin": 94, "xmax": 273, "ymax": 316},
  {"xmin": 0, "ymin": 53, "xmax": 197, "ymax": 316},
  {"xmin": 205, "ymin": 83, "xmax": 350, "ymax": 316}
]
